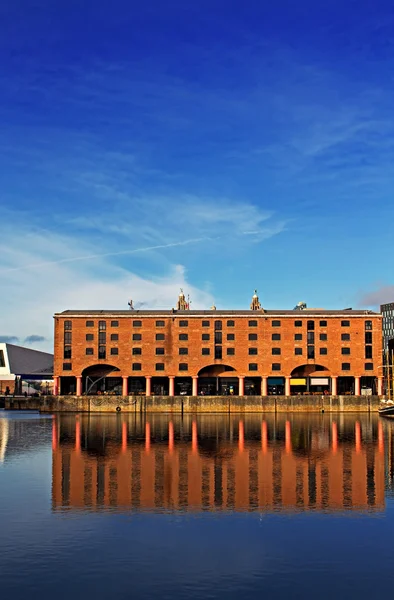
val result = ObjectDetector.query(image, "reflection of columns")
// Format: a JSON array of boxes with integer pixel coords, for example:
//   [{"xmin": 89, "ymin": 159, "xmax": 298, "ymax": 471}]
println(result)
[
  {"xmin": 262, "ymin": 421, "xmax": 268, "ymax": 454},
  {"xmin": 331, "ymin": 376, "xmax": 337, "ymax": 396},
  {"xmin": 145, "ymin": 422, "xmax": 151, "ymax": 452},
  {"xmin": 122, "ymin": 376, "xmax": 128, "ymax": 396},
  {"xmin": 262, "ymin": 376, "xmax": 268, "ymax": 396},
  {"xmin": 285, "ymin": 377, "xmax": 291, "ymax": 397},
  {"xmin": 53, "ymin": 376, "xmax": 59, "ymax": 396},
  {"xmin": 192, "ymin": 420, "xmax": 198, "ymax": 453},
  {"xmin": 378, "ymin": 421, "xmax": 384, "ymax": 454},
  {"xmin": 169, "ymin": 421, "xmax": 174, "ymax": 453},
  {"xmin": 332, "ymin": 421, "xmax": 338, "ymax": 454},
  {"xmin": 146, "ymin": 376, "xmax": 151, "ymax": 396},
  {"xmin": 239, "ymin": 376, "xmax": 244, "ymax": 396},
  {"xmin": 169, "ymin": 376, "xmax": 175, "ymax": 397},
  {"xmin": 75, "ymin": 417, "xmax": 81, "ymax": 453},
  {"xmin": 76, "ymin": 376, "xmax": 82, "ymax": 396},
  {"xmin": 285, "ymin": 420, "xmax": 292, "ymax": 454},
  {"xmin": 354, "ymin": 376, "xmax": 360, "ymax": 396},
  {"xmin": 238, "ymin": 420, "xmax": 244, "ymax": 452},
  {"xmin": 378, "ymin": 377, "xmax": 383, "ymax": 396},
  {"xmin": 355, "ymin": 420, "xmax": 361, "ymax": 454},
  {"xmin": 122, "ymin": 421, "xmax": 127, "ymax": 453},
  {"xmin": 52, "ymin": 417, "xmax": 58, "ymax": 451},
  {"xmin": 192, "ymin": 376, "xmax": 198, "ymax": 397}
]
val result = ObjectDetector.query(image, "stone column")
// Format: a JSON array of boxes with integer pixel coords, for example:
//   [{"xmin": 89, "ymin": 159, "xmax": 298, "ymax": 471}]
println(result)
[
  {"xmin": 238, "ymin": 376, "xmax": 244, "ymax": 396},
  {"xmin": 122, "ymin": 376, "xmax": 128, "ymax": 396},
  {"xmin": 145, "ymin": 376, "xmax": 151, "ymax": 396},
  {"xmin": 76, "ymin": 376, "xmax": 82, "ymax": 397},
  {"xmin": 192, "ymin": 376, "xmax": 198, "ymax": 397},
  {"xmin": 378, "ymin": 377, "xmax": 383, "ymax": 396},
  {"xmin": 53, "ymin": 376, "xmax": 59, "ymax": 396},
  {"xmin": 169, "ymin": 376, "xmax": 175, "ymax": 397},
  {"xmin": 261, "ymin": 376, "xmax": 268, "ymax": 396},
  {"xmin": 285, "ymin": 376, "xmax": 291, "ymax": 397},
  {"xmin": 354, "ymin": 376, "xmax": 361, "ymax": 396},
  {"xmin": 331, "ymin": 376, "xmax": 337, "ymax": 396}
]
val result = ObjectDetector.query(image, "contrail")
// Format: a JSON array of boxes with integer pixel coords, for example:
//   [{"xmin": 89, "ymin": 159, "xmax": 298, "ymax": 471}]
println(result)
[{"xmin": 1, "ymin": 237, "xmax": 211, "ymax": 273}]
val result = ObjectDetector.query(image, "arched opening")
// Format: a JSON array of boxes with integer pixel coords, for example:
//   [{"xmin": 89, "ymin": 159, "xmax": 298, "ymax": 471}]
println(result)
[
  {"xmin": 197, "ymin": 364, "xmax": 238, "ymax": 396},
  {"xmin": 82, "ymin": 364, "xmax": 121, "ymax": 395},
  {"xmin": 290, "ymin": 364, "xmax": 331, "ymax": 395}
]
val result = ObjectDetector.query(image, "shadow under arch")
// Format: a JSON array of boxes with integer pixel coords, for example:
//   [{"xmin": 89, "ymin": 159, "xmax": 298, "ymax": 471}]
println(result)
[
  {"xmin": 290, "ymin": 364, "xmax": 330, "ymax": 378},
  {"xmin": 198, "ymin": 364, "xmax": 237, "ymax": 377},
  {"xmin": 82, "ymin": 364, "xmax": 121, "ymax": 394}
]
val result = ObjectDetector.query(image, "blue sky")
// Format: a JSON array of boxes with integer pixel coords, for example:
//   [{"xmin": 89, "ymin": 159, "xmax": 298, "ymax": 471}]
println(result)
[{"xmin": 1, "ymin": 0, "xmax": 394, "ymax": 350}]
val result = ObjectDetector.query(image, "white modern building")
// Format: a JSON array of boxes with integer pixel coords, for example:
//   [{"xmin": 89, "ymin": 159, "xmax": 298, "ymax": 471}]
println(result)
[{"xmin": 0, "ymin": 343, "xmax": 53, "ymax": 395}]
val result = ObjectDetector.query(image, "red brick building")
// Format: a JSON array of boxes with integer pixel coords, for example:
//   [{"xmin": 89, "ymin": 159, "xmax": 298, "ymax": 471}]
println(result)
[{"xmin": 53, "ymin": 291, "xmax": 383, "ymax": 397}]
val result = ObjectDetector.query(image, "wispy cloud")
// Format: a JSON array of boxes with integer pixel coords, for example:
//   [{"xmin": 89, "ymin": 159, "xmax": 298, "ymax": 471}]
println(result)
[
  {"xmin": 24, "ymin": 335, "xmax": 47, "ymax": 343},
  {"xmin": 0, "ymin": 336, "xmax": 19, "ymax": 344},
  {"xmin": 358, "ymin": 285, "xmax": 394, "ymax": 309}
]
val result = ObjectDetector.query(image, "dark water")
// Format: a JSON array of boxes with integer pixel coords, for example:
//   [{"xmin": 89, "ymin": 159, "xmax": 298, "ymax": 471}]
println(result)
[{"xmin": 1, "ymin": 412, "xmax": 394, "ymax": 599}]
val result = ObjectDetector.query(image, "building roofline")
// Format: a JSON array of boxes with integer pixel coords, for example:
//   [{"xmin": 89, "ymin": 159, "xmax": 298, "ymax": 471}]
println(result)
[{"xmin": 54, "ymin": 309, "xmax": 381, "ymax": 317}]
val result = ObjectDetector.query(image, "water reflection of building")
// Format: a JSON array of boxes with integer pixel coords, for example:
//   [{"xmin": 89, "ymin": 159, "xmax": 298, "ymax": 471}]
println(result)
[{"xmin": 52, "ymin": 416, "xmax": 386, "ymax": 512}]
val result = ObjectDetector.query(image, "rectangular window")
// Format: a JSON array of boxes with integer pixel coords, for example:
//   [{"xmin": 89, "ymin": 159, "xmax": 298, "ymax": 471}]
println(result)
[
  {"xmin": 365, "ymin": 320, "xmax": 372, "ymax": 330},
  {"xmin": 307, "ymin": 346, "xmax": 315, "ymax": 359},
  {"xmin": 319, "ymin": 320, "xmax": 327, "ymax": 327},
  {"xmin": 215, "ymin": 332, "xmax": 222, "ymax": 344},
  {"xmin": 99, "ymin": 332, "xmax": 106, "ymax": 344},
  {"xmin": 365, "ymin": 346, "xmax": 373, "ymax": 359},
  {"xmin": 202, "ymin": 333, "xmax": 210, "ymax": 341},
  {"xmin": 341, "ymin": 333, "xmax": 350, "ymax": 341},
  {"xmin": 272, "ymin": 363, "xmax": 281, "ymax": 371},
  {"xmin": 215, "ymin": 320, "xmax": 222, "ymax": 330},
  {"xmin": 86, "ymin": 320, "xmax": 94, "ymax": 327},
  {"xmin": 86, "ymin": 333, "xmax": 94, "ymax": 341},
  {"xmin": 342, "ymin": 363, "xmax": 351, "ymax": 371},
  {"xmin": 307, "ymin": 332, "xmax": 315, "ymax": 343},
  {"xmin": 365, "ymin": 363, "xmax": 373, "ymax": 370},
  {"xmin": 365, "ymin": 332, "xmax": 372, "ymax": 344},
  {"xmin": 156, "ymin": 333, "xmax": 165, "ymax": 341},
  {"xmin": 320, "ymin": 347, "xmax": 328, "ymax": 355},
  {"xmin": 64, "ymin": 320, "xmax": 72, "ymax": 330},
  {"xmin": 341, "ymin": 320, "xmax": 350, "ymax": 327},
  {"xmin": 227, "ymin": 320, "xmax": 235, "ymax": 327},
  {"xmin": 132, "ymin": 333, "xmax": 142, "ymax": 341},
  {"xmin": 132, "ymin": 363, "xmax": 141, "ymax": 371},
  {"xmin": 110, "ymin": 333, "xmax": 118, "ymax": 341},
  {"xmin": 179, "ymin": 363, "xmax": 188, "ymax": 371},
  {"xmin": 249, "ymin": 347, "xmax": 258, "ymax": 355},
  {"xmin": 294, "ymin": 320, "xmax": 302, "ymax": 327},
  {"xmin": 248, "ymin": 333, "xmax": 258, "ymax": 341},
  {"xmin": 272, "ymin": 348, "xmax": 281, "ymax": 355},
  {"xmin": 64, "ymin": 331, "xmax": 72, "ymax": 344},
  {"xmin": 215, "ymin": 346, "xmax": 222, "ymax": 359},
  {"xmin": 156, "ymin": 320, "xmax": 165, "ymax": 327},
  {"xmin": 99, "ymin": 321, "xmax": 106, "ymax": 330},
  {"xmin": 179, "ymin": 333, "xmax": 188, "ymax": 341},
  {"xmin": 133, "ymin": 320, "xmax": 142, "ymax": 327},
  {"xmin": 227, "ymin": 348, "xmax": 235, "ymax": 356},
  {"xmin": 272, "ymin": 333, "xmax": 281, "ymax": 341},
  {"xmin": 86, "ymin": 348, "xmax": 94, "ymax": 355},
  {"xmin": 295, "ymin": 333, "xmax": 303, "ymax": 341},
  {"xmin": 110, "ymin": 348, "xmax": 118, "ymax": 355},
  {"xmin": 132, "ymin": 348, "xmax": 142, "ymax": 355},
  {"xmin": 295, "ymin": 348, "xmax": 302, "ymax": 355},
  {"xmin": 249, "ymin": 320, "xmax": 257, "ymax": 327},
  {"xmin": 155, "ymin": 363, "xmax": 165, "ymax": 371},
  {"xmin": 179, "ymin": 320, "xmax": 188, "ymax": 327},
  {"xmin": 227, "ymin": 333, "xmax": 235, "ymax": 341},
  {"xmin": 307, "ymin": 320, "xmax": 314, "ymax": 331},
  {"xmin": 249, "ymin": 363, "xmax": 258, "ymax": 371},
  {"xmin": 202, "ymin": 320, "xmax": 210, "ymax": 327},
  {"xmin": 111, "ymin": 320, "xmax": 119, "ymax": 327},
  {"xmin": 98, "ymin": 346, "xmax": 106, "ymax": 359},
  {"xmin": 342, "ymin": 348, "xmax": 351, "ymax": 355},
  {"xmin": 319, "ymin": 333, "xmax": 327, "ymax": 341},
  {"xmin": 63, "ymin": 363, "xmax": 72, "ymax": 371},
  {"xmin": 272, "ymin": 320, "xmax": 281, "ymax": 327},
  {"xmin": 179, "ymin": 347, "xmax": 188, "ymax": 355},
  {"xmin": 64, "ymin": 346, "xmax": 72, "ymax": 359},
  {"xmin": 202, "ymin": 348, "xmax": 210, "ymax": 355}
]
